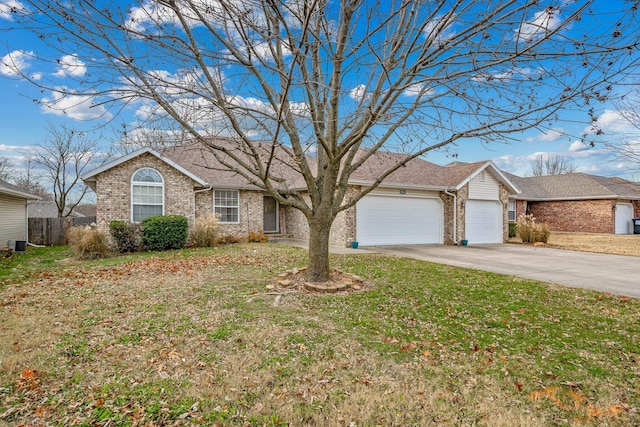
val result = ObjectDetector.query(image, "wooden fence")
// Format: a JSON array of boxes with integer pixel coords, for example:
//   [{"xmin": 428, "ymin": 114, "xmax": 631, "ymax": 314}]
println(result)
[{"xmin": 28, "ymin": 216, "xmax": 97, "ymax": 246}]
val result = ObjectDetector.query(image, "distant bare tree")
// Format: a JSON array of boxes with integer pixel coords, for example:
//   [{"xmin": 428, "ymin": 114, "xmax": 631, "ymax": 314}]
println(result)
[
  {"xmin": 529, "ymin": 154, "xmax": 577, "ymax": 176},
  {"xmin": 0, "ymin": 156, "xmax": 11, "ymax": 181},
  {"xmin": 29, "ymin": 124, "xmax": 108, "ymax": 217},
  {"xmin": 11, "ymin": 160, "xmax": 51, "ymax": 199}
]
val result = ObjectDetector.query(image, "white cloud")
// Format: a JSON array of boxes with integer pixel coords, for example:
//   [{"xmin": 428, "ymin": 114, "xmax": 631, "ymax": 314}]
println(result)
[
  {"xmin": 569, "ymin": 140, "xmax": 588, "ymax": 152},
  {"xmin": 586, "ymin": 109, "xmax": 636, "ymax": 134},
  {"xmin": 0, "ymin": 49, "xmax": 32, "ymax": 76},
  {"xmin": 349, "ymin": 84, "xmax": 368, "ymax": 101},
  {"xmin": 516, "ymin": 7, "xmax": 563, "ymax": 43},
  {"xmin": 0, "ymin": 0, "xmax": 26, "ymax": 20},
  {"xmin": 40, "ymin": 89, "xmax": 112, "ymax": 121},
  {"xmin": 473, "ymin": 67, "xmax": 537, "ymax": 83},
  {"xmin": 423, "ymin": 13, "xmax": 457, "ymax": 44},
  {"xmin": 402, "ymin": 83, "xmax": 435, "ymax": 98},
  {"xmin": 54, "ymin": 54, "xmax": 87, "ymax": 77},
  {"xmin": 524, "ymin": 128, "xmax": 564, "ymax": 142}
]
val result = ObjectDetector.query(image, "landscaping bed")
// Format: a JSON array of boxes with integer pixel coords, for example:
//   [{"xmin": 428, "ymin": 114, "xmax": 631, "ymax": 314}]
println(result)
[{"xmin": 1, "ymin": 244, "xmax": 638, "ymax": 426}]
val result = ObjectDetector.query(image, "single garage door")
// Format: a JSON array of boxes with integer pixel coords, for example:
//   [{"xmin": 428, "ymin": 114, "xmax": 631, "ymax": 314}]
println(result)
[
  {"xmin": 615, "ymin": 203, "xmax": 634, "ymax": 234},
  {"xmin": 465, "ymin": 200, "xmax": 503, "ymax": 244},
  {"xmin": 356, "ymin": 195, "xmax": 442, "ymax": 246}
]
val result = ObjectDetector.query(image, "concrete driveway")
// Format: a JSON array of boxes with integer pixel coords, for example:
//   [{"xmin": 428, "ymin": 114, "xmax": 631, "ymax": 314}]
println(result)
[
  {"xmin": 372, "ymin": 244, "xmax": 639, "ymax": 299},
  {"xmin": 276, "ymin": 239, "xmax": 639, "ymax": 298}
]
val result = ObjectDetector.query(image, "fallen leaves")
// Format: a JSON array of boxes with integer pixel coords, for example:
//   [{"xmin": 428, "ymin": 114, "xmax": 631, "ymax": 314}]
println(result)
[{"xmin": 16, "ymin": 369, "xmax": 44, "ymax": 391}]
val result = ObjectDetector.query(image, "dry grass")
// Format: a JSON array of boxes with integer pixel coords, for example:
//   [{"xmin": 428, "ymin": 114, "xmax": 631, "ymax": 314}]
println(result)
[
  {"xmin": 1, "ymin": 244, "xmax": 638, "ymax": 426},
  {"xmin": 510, "ymin": 232, "xmax": 640, "ymax": 256}
]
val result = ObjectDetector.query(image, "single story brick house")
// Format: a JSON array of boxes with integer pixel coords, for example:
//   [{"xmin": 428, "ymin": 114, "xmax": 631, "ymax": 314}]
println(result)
[
  {"xmin": 82, "ymin": 142, "xmax": 520, "ymax": 247},
  {"xmin": 0, "ymin": 178, "xmax": 40, "ymax": 249},
  {"xmin": 506, "ymin": 172, "xmax": 640, "ymax": 234}
]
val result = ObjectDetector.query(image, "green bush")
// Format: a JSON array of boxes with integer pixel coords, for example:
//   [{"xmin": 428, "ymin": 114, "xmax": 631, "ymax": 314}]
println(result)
[
  {"xmin": 68, "ymin": 225, "xmax": 109, "ymax": 260},
  {"xmin": 189, "ymin": 215, "xmax": 219, "ymax": 248},
  {"xmin": 109, "ymin": 220, "xmax": 143, "ymax": 253},
  {"xmin": 508, "ymin": 222, "xmax": 517, "ymax": 238},
  {"xmin": 516, "ymin": 214, "xmax": 551, "ymax": 244},
  {"xmin": 142, "ymin": 215, "xmax": 188, "ymax": 251}
]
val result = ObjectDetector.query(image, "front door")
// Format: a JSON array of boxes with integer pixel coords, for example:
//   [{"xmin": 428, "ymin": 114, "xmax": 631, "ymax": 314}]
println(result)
[{"xmin": 263, "ymin": 196, "xmax": 278, "ymax": 232}]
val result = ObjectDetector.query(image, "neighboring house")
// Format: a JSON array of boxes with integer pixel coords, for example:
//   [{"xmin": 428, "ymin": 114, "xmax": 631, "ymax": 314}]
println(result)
[
  {"xmin": 506, "ymin": 173, "xmax": 640, "ymax": 235},
  {"xmin": 0, "ymin": 178, "xmax": 41, "ymax": 249},
  {"xmin": 27, "ymin": 200, "xmax": 85, "ymax": 218},
  {"xmin": 82, "ymin": 141, "xmax": 520, "ymax": 247}
]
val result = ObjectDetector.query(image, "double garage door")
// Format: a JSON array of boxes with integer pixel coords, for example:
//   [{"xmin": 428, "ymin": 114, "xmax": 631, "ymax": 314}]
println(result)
[
  {"xmin": 356, "ymin": 195, "xmax": 503, "ymax": 246},
  {"xmin": 356, "ymin": 195, "xmax": 443, "ymax": 246}
]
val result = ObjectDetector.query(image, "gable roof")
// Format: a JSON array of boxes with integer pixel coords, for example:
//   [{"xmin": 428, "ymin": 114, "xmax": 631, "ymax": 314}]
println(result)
[
  {"xmin": 506, "ymin": 172, "xmax": 640, "ymax": 201},
  {"xmin": 82, "ymin": 141, "xmax": 519, "ymax": 194},
  {"xmin": 347, "ymin": 150, "xmax": 519, "ymax": 193},
  {"xmin": 81, "ymin": 147, "xmax": 209, "ymax": 189},
  {"xmin": 0, "ymin": 178, "xmax": 41, "ymax": 200}
]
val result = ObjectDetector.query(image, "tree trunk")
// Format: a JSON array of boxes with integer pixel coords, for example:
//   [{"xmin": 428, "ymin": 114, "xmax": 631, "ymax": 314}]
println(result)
[{"xmin": 306, "ymin": 210, "xmax": 334, "ymax": 282}]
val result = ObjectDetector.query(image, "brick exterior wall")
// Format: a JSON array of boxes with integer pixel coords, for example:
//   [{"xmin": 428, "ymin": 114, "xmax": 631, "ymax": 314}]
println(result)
[
  {"xmin": 282, "ymin": 186, "xmax": 358, "ymax": 247},
  {"xmin": 527, "ymin": 199, "xmax": 615, "ymax": 233},
  {"xmin": 445, "ymin": 181, "xmax": 510, "ymax": 244},
  {"xmin": 94, "ymin": 153, "xmax": 198, "ymax": 235},
  {"xmin": 94, "ymin": 153, "xmax": 266, "ymax": 239}
]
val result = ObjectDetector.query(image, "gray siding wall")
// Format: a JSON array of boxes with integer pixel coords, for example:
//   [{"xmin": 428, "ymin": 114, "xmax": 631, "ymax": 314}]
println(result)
[{"xmin": 0, "ymin": 193, "xmax": 27, "ymax": 247}]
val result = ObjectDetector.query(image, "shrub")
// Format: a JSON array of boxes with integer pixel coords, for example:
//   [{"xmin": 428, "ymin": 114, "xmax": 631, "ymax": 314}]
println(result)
[
  {"xmin": 216, "ymin": 234, "xmax": 242, "ymax": 245},
  {"xmin": 508, "ymin": 222, "xmax": 517, "ymax": 238},
  {"xmin": 109, "ymin": 220, "xmax": 143, "ymax": 253},
  {"xmin": 247, "ymin": 230, "xmax": 268, "ymax": 243},
  {"xmin": 189, "ymin": 215, "xmax": 219, "ymax": 248},
  {"xmin": 516, "ymin": 214, "xmax": 551, "ymax": 244},
  {"xmin": 68, "ymin": 224, "xmax": 109, "ymax": 260},
  {"xmin": 142, "ymin": 215, "xmax": 189, "ymax": 251}
]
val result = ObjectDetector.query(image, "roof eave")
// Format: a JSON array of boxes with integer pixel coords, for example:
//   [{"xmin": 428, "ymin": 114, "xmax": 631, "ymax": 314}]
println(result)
[{"xmin": 81, "ymin": 147, "xmax": 209, "ymax": 187}]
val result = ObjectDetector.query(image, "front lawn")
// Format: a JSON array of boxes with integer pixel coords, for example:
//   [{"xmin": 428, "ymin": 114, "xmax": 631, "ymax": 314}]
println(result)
[{"xmin": 1, "ymin": 244, "xmax": 638, "ymax": 426}]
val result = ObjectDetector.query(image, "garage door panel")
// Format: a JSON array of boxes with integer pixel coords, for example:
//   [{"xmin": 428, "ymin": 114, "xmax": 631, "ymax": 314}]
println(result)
[
  {"xmin": 465, "ymin": 200, "xmax": 502, "ymax": 244},
  {"xmin": 357, "ymin": 196, "xmax": 442, "ymax": 246}
]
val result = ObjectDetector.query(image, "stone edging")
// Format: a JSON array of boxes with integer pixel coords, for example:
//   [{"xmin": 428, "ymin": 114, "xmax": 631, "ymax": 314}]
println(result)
[{"xmin": 267, "ymin": 267, "xmax": 365, "ymax": 293}]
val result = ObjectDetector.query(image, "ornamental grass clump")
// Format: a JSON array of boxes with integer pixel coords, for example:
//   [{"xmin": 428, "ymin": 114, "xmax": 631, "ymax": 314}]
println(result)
[
  {"xmin": 68, "ymin": 224, "xmax": 109, "ymax": 259},
  {"xmin": 189, "ymin": 214, "xmax": 219, "ymax": 247},
  {"xmin": 516, "ymin": 214, "xmax": 551, "ymax": 244}
]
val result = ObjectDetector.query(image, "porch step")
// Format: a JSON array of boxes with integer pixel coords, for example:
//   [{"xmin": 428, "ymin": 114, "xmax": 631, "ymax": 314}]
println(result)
[{"xmin": 266, "ymin": 233, "xmax": 294, "ymax": 242}]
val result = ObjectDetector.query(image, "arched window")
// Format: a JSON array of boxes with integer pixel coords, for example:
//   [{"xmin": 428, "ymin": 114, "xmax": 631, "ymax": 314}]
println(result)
[{"xmin": 131, "ymin": 168, "xmax": 164, "ymax": 222}]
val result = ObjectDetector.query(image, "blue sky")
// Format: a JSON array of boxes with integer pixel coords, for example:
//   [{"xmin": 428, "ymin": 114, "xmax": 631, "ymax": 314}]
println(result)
[{"xmin": 1, "ymin": 0, "xmax": 639, "ymax": 182}]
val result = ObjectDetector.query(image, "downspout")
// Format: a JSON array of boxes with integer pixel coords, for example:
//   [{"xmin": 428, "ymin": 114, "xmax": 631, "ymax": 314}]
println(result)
[
  {"xmin": 193, "ymin": 185, "xmax": 213, "ymax": 223},
  {"xmin": 444, "ymin": 190, "xmax": 457, "ymax": 245}
]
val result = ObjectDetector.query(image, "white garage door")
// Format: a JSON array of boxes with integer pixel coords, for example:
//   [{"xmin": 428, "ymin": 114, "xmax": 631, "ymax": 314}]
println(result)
[
  {"xmin": 356, "ymin": 195, "xmax": 442, "ymax": 246},
  {"xmin": 465, "ymin": 200, "xmax": 503, "ymax": 244},
  {"xmin": 615, "ymin": 203, "xmax": 634, "ymax": 234}
]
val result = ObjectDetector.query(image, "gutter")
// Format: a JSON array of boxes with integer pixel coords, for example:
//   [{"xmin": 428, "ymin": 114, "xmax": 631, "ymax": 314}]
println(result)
[{"xmin": 443, "ymin": 189, "xmax": 457, "ymax": 245}]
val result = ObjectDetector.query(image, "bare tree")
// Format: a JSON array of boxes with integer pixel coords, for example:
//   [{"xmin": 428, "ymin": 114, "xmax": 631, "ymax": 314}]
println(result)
[
  {"xmin": 9, "ymin": 1, "xmax": 640, "ymax": 281},
  {"xmin": 602, "ymin": 88, "xmax": 640, "ymax": 170},
  {"xmin": 529, "ymin": 154, "xmax": 577, "ymax": 176},
  {"xmin": 29, "ymin": 124, "xmax": 107, "ymax": 217},
  {"xmin": 0, "ymin": 156, "xmax": 11, "ymax": 182},
  {"xmin": 11, "ymin": 160, "xmax": 51, "ymax": 199}
]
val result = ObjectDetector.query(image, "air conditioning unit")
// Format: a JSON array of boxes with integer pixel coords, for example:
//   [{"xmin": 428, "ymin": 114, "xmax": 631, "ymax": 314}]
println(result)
[{"xmin": 7, "ymin": 240, "xmax": 26, "ymax": 252}]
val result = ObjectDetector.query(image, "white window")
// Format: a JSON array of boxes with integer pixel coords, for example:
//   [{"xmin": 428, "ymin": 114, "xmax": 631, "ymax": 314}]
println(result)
[
  {"xmin": 215, "ymin": 190, "xmax": 239, "ymax": 223},
  {"xmin": 508, "ymin": 200, "xmax": 516, "ymax": 221},
  {"xmin": 131, "ymin": 168, "xmax": 164, "ymax": 222}
]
